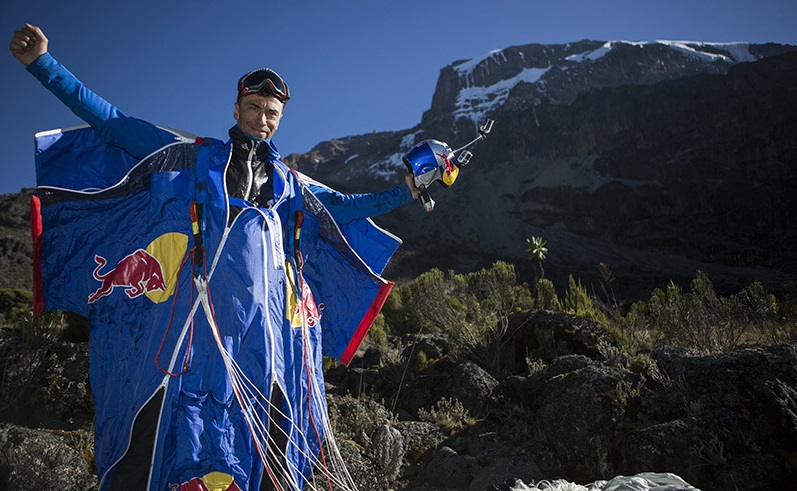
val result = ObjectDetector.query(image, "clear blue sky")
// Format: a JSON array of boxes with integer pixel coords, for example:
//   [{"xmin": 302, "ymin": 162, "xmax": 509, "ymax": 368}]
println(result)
[{"xmin": 2, "ymin": 0, "xmax": 795, "ymax": 194}]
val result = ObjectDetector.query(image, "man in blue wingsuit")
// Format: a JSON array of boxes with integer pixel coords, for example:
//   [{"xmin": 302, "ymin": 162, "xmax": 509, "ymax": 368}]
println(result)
[{"xmin": 10, "ymin": 23, "xmax": 422, "ymax": 491}]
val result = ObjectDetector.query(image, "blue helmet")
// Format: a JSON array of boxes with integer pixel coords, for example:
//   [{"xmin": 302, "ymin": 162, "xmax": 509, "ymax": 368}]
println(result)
[{"xmin": 402, "ymin": 139, "xmax": 460, "ymax": 189}]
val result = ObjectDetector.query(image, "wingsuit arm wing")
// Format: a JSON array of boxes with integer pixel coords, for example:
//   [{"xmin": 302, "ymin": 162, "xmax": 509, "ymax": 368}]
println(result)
[
  {"xmin": 305, "ymin": 182, "xmax": 413, "ymax": 225},
  {"xmin": 26, "ymin": 52, "xmax": 177, "ymax": 160}
]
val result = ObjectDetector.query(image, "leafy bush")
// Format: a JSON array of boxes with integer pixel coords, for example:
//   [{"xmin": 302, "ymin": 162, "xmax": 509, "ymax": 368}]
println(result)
[
  {"xmin": 0, "ymin": 288, "xmax": 33, "ymax": 325},
  {"xmin": 562, "ymin": 275, "xmax": 609, "ymax": 326},
  {"xmin": 381, "ymin": 268, "xmax": 449, "ymax": 335},
  {"xmin": 382, "ymin": 262, "xmax": 532, "ymax": 371},
  {"xmin": 595, "ymin": 268, "xmax": 790, "ymax": 354},
  {"xmin": 327, "ymin": 394, "xmax": 394, "ymax": 441},
  {"xmin": 418, "ymin": 397, "xmax": 475, "ymax": 434},
  {"xmin": 639, "ymin": 272, "xmax": 779, "ymax": 352},
  {"xmin": 534, "ymin": 278, "xmax": 561, "ymax": 310},
  {"xmin": 382, "ymin": 260, "xmax": 795, "ymax": 371},
  {"xmin": 0, "ymin": 288, "xmax": 89, "ymax": 342}
]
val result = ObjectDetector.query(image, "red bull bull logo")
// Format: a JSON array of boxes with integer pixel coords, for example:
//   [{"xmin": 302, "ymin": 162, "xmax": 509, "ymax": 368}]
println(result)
[
  {"xmin": 87, "ymin": 233, "xmax": 188, "ymax": 304},
  {"xmin": 436, "ymin": 150, "xmax": 459, "ymax": 187},
  {"xmin": 88, "ymin": 249, "xmax": 167, "ymax": 303},
  {"xmin": 436, "ymin": 150, "xmax": 455, "ymax": 175}
]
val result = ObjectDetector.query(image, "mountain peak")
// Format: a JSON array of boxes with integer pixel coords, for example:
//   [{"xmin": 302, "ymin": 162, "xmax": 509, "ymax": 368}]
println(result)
[{"xmin": 428, "ymin": 40, "xmax": 793, "ymax": 129}]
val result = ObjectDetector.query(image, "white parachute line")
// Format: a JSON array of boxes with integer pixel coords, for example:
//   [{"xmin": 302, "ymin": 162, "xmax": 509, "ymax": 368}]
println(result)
[
  {"xmin": 229, "ymin": 376, "xmax": 310, "ymax": 491},
  {"xmin": 163, "ymin": 294, "xmax": 203, "ymax": 380},
  {"xmin": 294, "ymin": 305, "xmax": 359, "ymax": 491},
  {"xmin": 195, "ymin": 278, "xmax": 270, "ymax": 462},
  {"xmin": 197, "ymin": 215, "xmax": 354, "ymax": 490},
  {"xmin": 314, "ymin": 396, "xmax": 358, "ymax": 491},
  {"xmin": 138, "ymin": 287, "xmax": 206, "ymax": 491},
  {"xmin": 197, "ymin": 223, "xmax": 287, "ymax": 468},
  {"xmin": 207, "ymin": 339, "xmax": 328, "ymax": 491},
  {"xmin": 320, "ymin": 414, "xmax": 358, "ymax": 489},
  {"xmin": 297, "ymin": 332, "xmax": 348, "ymax": 485},
  {"xmin": 253, "ymin": 213, "xmax": 304, "ymax": 490},
  {"xmin": 221, "ymin": 358, "xmax": 334, "ymax": 491},
  {"xmin": 195, "ymin": 277, "xmax": 326, "ymax": 491},
  {"xmin": 225, "ymin": 322, "xmax": 355, "ymax": 491}
]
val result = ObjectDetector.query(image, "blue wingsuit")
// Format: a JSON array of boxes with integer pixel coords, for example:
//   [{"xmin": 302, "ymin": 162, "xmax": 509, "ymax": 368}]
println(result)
[{"xmin": 28, "ymin": 52, "xmax": 411, "ymax": 491}]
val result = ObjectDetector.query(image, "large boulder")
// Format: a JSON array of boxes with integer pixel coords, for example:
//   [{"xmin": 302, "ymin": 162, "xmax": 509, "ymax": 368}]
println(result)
[{"xmin": 0, "ymin": 423, "xmax": 96, "ymax": 491}]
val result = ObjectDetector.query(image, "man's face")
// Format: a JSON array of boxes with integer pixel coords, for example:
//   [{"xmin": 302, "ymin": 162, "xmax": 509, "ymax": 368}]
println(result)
[{"xmin": 234, "ymin": 93, "xmax": 285, "ymax": 140}]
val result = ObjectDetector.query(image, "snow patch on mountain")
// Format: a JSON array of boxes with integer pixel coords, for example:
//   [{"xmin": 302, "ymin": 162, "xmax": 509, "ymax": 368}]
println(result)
[
  {"xmin": 402, "ymin": 130, "xmax": 423, "ymax": 150},
  {"xmin": 368, "ymin": 152, "xmax": 405, "ymax": 181},
  {"xmin": 454, "ymin": 67, "xmax": 549, "ymax": 124},
  {"xmin": 658, "ymin": 40, "xmax": 756, "ymax": 63},
  {"xmin": 453, "ymin": 49, "xmax": 507, "ymax": 78},
  {"xmin": 564, "ymin": 40, "xmax": 756, "ymax": 65},
  {"xmin": 566, "ymin": 42, "xmax": 613, "ymax": 62},
  {"xmin": 451, "ymin": 40, "xmax": 758, "ymax": 125}
]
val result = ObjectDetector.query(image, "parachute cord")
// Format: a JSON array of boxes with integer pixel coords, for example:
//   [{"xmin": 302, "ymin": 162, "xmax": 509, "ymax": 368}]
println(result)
[
  {"xmin": 154, "ymin": 245, "xmax": 200, "ymax": 377},
  {"xmin": 391, "ymin": 328, "xmax": 424, "ymax": 414},
  {"xmin": 293, "ymin": 209, "xmax": 333, "ymax": 489},
  {"xmin": 295, "ymin": 255, "xmax": 334, "ymax": 491},
  {"xmin": 200, "ymin": 273, "xmax": 297, "ymax": 491},
  {"xmin": 200, "ymin": 277, "xmax": 269, "ymax": 460},
  {"xmin": 194, "ymin": 241, "xmax": 309, "ymax": 489},
  {"xmin": 204, "ymin": 282, "xmax": 308, "ymax": 491}
]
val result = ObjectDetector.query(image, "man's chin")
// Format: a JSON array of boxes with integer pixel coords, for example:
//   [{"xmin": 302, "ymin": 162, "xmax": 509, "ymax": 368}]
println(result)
[{"xmin": 245, "ymin": 129, "xmax": 270, "ymax": 140}]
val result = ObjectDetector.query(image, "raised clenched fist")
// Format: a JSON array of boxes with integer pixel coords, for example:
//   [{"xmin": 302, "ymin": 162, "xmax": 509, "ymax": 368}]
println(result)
[{"xmin": 9, "ymin": 23, "xmax": 48, "ymax": 67}]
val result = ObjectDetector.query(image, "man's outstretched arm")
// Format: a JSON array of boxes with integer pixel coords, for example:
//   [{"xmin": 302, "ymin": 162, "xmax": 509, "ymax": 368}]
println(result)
[{"xmin": 10, "ymin": 23, "xmax": 177, "ymax": 160}]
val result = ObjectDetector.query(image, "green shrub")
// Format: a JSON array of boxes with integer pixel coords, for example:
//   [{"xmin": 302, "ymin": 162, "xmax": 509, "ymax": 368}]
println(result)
[
  {"xmin": 418, "ymin": 397, "xmax": 475, "ymax": 434},
  {"xmin": 381, "ymin": 268, "xmax": 450, "ymax": 335},
  {"xmin": 382, "ymin": 262, "xmax": 533, "ymax": 372},
  {"xmin": 0, "ymin": 289, "xmax": 33, "ymax": 325},
  {"xmin": 604, "ymin": 271, "xmax": 786, "ymax": 354},
  {"xmin": 327, "ymin": 395, "xmax": 393, "ymax": 441},
  {"xmin": 19, "ymin": 311, "xmax": 63, "ymax": 346},
  {"xmin": 562, "ymin": 275, "xmax": 609, "ymax": 326},
  {"xmin": 385, "ymin": 260, "xmax": 794, "ymax": 365},
  {"xmin": 643, "ymin": 272, "xmax": 773, "ymax": 352},
  {"xmin": 534, "ymin": 278, "xmax": 561, "ymax": 310}
]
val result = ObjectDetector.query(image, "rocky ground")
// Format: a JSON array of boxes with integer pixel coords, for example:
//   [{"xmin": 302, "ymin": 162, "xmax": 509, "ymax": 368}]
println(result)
[
  {"xmin": 0, "ymin": 190, "xmax": 35, "ymax": 291},
  {"xmin": 1, "ymin": 310, "xmax": 796, "ymax": 490}
]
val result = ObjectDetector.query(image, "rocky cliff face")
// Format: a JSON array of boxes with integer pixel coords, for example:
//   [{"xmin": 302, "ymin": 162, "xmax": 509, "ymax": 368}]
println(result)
[
  {"xmin": 285, "ymin": 41, "xmax": 797, "ymax": 299},
  {"xmin": 423, "ymin": 40, "xmax": 789, "ymax": 129}
]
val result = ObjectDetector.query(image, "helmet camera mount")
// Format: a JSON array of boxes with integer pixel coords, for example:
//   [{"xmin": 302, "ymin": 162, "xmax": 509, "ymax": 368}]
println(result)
[{"xmin": 403, "ymin": 118, "xmax": 494, "ymax": 212}]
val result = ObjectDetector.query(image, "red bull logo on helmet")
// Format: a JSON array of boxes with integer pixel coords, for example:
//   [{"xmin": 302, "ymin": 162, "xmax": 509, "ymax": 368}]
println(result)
[
  {"xmin": 436, "ymin": 149, "xmax": 459, "ymax": 187},
  {"xmin": 437, "ymin": 150, "xmax": 455, "ymax": 175}
]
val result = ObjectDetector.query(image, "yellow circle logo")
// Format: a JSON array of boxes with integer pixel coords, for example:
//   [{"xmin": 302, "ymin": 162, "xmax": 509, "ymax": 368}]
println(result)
[{"xmin": 145, "ymin": 232, "xmax": 189, "ymax": 303}]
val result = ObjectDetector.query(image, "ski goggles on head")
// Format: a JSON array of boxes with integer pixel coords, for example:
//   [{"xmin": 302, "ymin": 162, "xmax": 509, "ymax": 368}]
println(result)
[{"xmin": 237, "ymin": 68, "xmax": 291, "ymax": 103}]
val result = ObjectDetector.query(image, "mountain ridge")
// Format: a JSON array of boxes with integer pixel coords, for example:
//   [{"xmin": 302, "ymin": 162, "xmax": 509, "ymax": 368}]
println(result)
[{"xmin": 284, "ymin": 40, "xmax": 797, "ymax": 300}]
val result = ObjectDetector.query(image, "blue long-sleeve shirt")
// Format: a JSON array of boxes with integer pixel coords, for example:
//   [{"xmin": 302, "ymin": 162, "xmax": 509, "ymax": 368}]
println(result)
[{"xmin": 27, "ymin": 52, "xmax": 413, "ymax": 224}]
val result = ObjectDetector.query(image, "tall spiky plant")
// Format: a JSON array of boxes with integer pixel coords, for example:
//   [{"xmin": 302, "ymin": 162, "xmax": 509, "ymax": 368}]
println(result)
[{"xmin": 525, "ymin": 236, "xmax": 548, "ymax": 286}]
